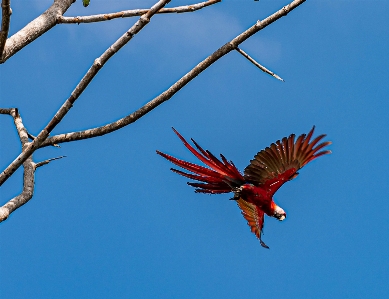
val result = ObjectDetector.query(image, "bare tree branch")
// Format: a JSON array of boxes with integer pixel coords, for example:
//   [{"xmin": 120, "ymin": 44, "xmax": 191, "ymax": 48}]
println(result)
[
  {"xmin": 0, "ymin": 0, "xmax": 172, "ymax": 186},
  {"xmin": 0, "ymin": 156, "xmax": 35, "ymax": 222},
  {"xmin": 0, "ymin": 108, "xmax": 34, "ymax": 222},
  {"xmin": 8, "ymin": 108, "xmax": 29, "ymax": 145},
  {"xmin": 0, "ymin": 0, "xmax": 11, "ymax": 59},
  {"xmin": 0, "ymin": 108, "xmax": 12, "ymax": 114},
  {"xmin": 0, "ymin": 153, "xmax": 65, "ymax": 222},
  {"xmin": 0, "ymin": 0, "xmax": 75, "ymax": 63},
  {"xmin": 59, "ymin": 0, "xmax": 221, "ymax": 24},
  {"xmin": 1, "ymin": 108, "xmax": 47, "ymax": 145},
  {"xmin": 236, "ymin": 47, "xmax": 284, "ymax": 82},
  {"xmin": 35, "ymin": 156, "xmax": 66, "ymax": 168},
  {"xmin": 0, "ymin": 0, "xmax": 219, "ymax": 63},
  {"xmin": 39, "ymin": 0, "xmax": 305, "ymax": 148},
  {"xmin": 0, "ymin": 109, "xmax": 64, "ymax": 222}
]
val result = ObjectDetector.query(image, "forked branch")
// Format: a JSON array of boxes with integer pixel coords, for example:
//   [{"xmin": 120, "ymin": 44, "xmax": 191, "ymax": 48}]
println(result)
[
  {"xmin": 40, "ymin": 0, "xmax": 305, "ymax": 148},
  {"xmin": 0, "ymin": 0, "xmax": 219, "ymax": 63},
  {"xmin": 0, "ymin": 0, "xmax": 74, "ymax": 63},
  {"xmin": 0, "ymin": 109, "xmax": 63, "ymax": 222},
  {"xmin": 0, "ymin": 0, "xmax": 172, "ymax": 185}
]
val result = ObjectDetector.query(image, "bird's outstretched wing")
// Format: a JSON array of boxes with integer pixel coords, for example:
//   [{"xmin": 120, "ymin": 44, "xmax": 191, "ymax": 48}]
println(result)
[
  {"xmin": 244, "ymin": 126, "xmax": 331, "ymax": 196},
  {"xmin": 237, "ymin": 198, "xmax": 269, "ymax": 248},
  {"xmin": 157, "ymin": 128, "xmax": 245, "ymax": 194}
]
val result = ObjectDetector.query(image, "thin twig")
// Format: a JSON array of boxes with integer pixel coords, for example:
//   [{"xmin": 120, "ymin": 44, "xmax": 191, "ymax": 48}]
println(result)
[
  {"xmin": 35, "ymin": 156, "xmax": 66, "ymax": 168},
  {"xmin": 0, "ymin": 0, "xmax": 172, "ymax": 186},
  {"xmin": 0, "ymin": 108, "xmax": 12, "ymax": 114},
  {"xmin": 59, "ymin": 0, "xmax": 221, "ymax": 24},
  {"xmin": 40, "ymin": 0, "xmax": 305, "ymax": 148},
  {"xmin": 236, "ymin": 47, "xmax": 284, "ymax": 81},
  {"xmin": 0, "ymin": 0, "xmax": 11, "ymax": 59}
]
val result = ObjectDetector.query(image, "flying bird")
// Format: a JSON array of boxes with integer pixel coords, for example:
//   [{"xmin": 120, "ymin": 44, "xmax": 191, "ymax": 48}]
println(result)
[{"xmin": 157, "ymin": 127, "xmax": 331, "ymax": 248}]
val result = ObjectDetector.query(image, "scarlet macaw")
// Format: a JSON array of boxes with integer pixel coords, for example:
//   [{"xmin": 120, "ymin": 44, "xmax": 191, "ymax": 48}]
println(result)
[{"xmin": 157, "ymin": 127, "xmax": 331, "ymax": 248}]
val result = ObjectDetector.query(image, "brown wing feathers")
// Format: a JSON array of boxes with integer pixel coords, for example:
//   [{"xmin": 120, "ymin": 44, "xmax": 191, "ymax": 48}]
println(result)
[{"xmin": 244, "ymin": 126, "xmax": 331, "ymax": 186}]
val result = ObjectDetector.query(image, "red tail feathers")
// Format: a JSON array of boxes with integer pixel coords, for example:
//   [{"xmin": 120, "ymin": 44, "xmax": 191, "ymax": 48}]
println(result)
[{"xmin": 156, "ymin": 128, "xmax": 244, "ymax": 194}]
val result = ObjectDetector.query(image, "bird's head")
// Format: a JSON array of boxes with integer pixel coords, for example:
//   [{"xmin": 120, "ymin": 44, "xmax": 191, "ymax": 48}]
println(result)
[{"xmin": 273, "ymin": 205, "xmax": 286, "ymax": 221}]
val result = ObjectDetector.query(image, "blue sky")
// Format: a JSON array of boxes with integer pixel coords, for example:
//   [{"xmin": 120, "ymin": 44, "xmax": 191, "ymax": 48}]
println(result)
[{"xmin": 1, "ymin": 0, "xmax": 388, "ymax": 298}]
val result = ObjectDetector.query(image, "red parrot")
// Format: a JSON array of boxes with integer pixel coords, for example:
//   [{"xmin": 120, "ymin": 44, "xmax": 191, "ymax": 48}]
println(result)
[{"xmin": 157, "ymin": 127, "xmax": 331, "ymax": 248}]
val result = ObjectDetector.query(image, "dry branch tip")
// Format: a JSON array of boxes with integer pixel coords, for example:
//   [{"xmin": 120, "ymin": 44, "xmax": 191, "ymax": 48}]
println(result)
[
  {"xmin": 35, "ymin": 156, "xmax": 67, "ymax": 168},
  {"xmin": 235, "ymin": 47, "xmax": 284, "ymax": 82}
]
